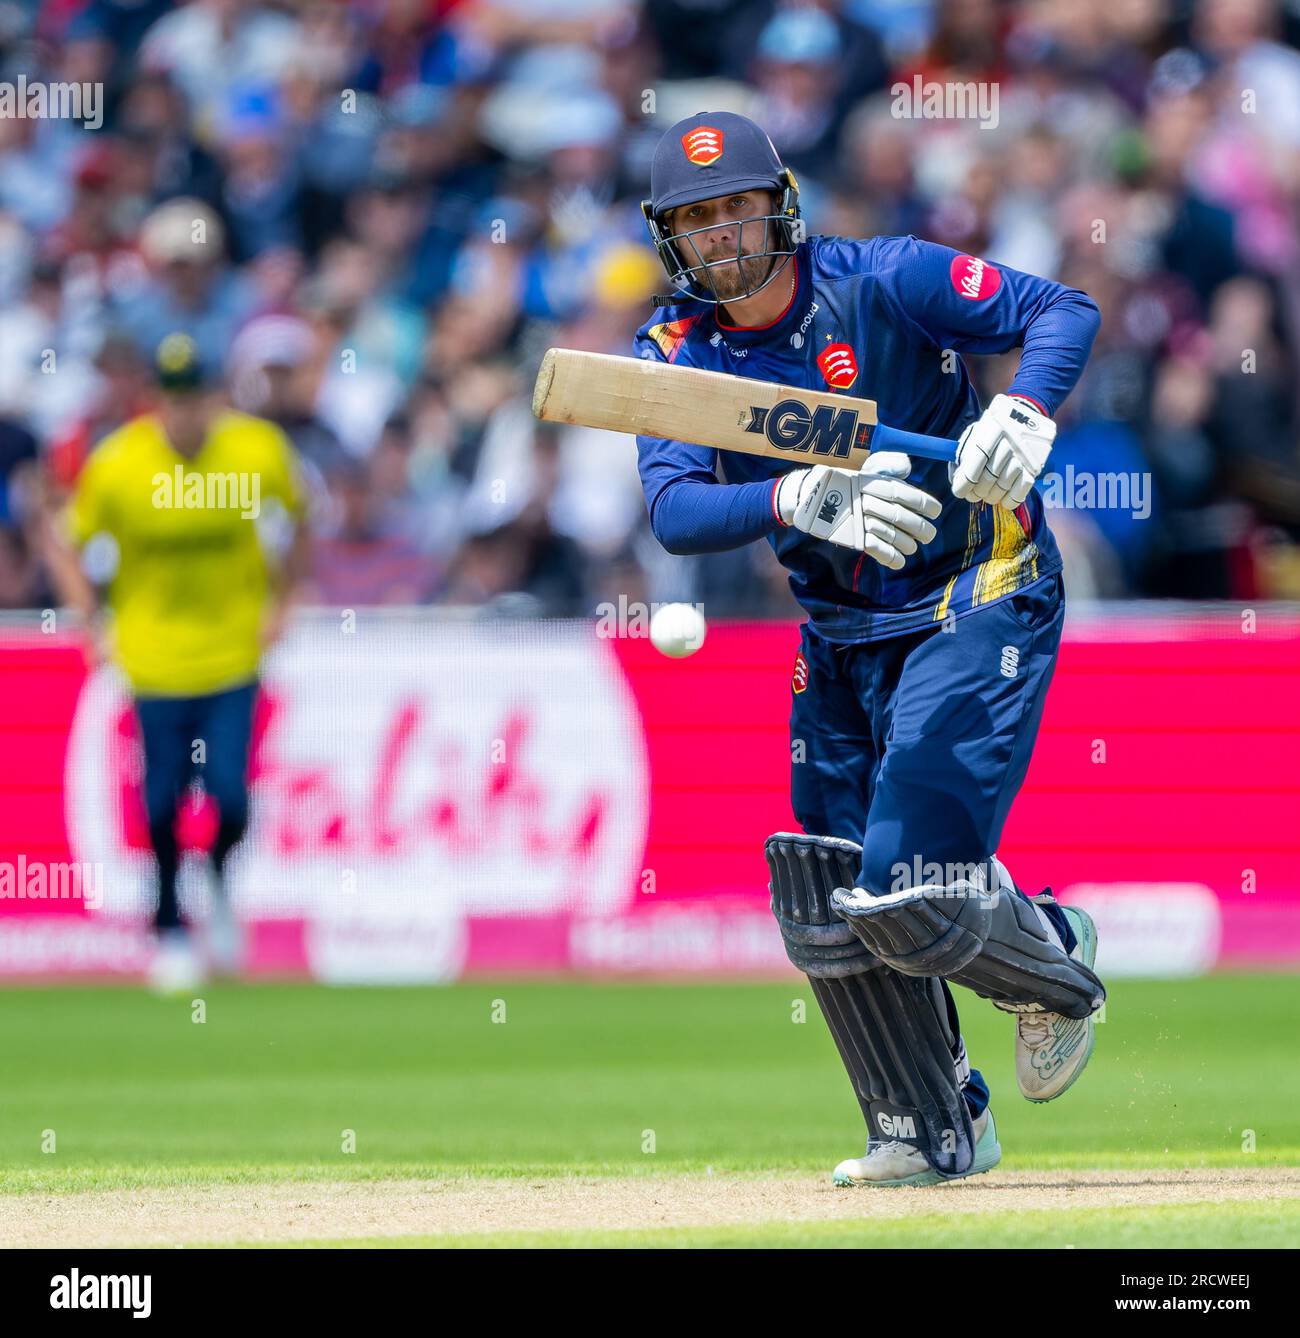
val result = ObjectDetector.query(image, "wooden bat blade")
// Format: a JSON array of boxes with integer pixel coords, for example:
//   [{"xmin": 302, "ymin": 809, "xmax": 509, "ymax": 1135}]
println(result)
[{"xmin": 532, "ymin": 348, "xmax": 957, "ymax": 468}]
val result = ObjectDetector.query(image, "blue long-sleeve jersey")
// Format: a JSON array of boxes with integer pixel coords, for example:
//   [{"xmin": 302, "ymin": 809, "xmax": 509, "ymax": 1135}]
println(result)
[{"xmin": 633, "ymin": 234, "xmax": 1100, "ymax": 642}]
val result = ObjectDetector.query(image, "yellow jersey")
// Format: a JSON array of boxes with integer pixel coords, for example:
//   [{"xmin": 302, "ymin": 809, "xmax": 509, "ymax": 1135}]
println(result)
[{"xmin": 68, "ymin": 410, "xmax": 304, "ymax": 697}]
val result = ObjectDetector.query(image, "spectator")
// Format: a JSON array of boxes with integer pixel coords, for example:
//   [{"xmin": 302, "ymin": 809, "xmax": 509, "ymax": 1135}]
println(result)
[
  {"xmin": 305, "ymin": 457, "xmax": 439, "ymax": 607},
  {"xmin": 116, "ymin": 197, "xmax": 256, "ymax": 369},
  {"xmin": 227, "ymin": 313, "xmax": 348, "ymax": 480}
]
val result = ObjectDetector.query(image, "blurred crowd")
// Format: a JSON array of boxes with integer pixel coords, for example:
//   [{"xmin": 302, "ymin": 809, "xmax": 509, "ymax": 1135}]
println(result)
[{"xmin": 2, "ymin": 0, "xmax": 1300, "ymax": 616}]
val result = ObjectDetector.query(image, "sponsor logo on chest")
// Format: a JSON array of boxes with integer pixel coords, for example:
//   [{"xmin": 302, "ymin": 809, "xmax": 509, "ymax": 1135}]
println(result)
[
  {"xmin": 708, "ymin": 330, "xmax": 749, "ymax": 359},
  {"xmin": 790, "ymin": 301, "xmax": 819, "ymax": 349}
]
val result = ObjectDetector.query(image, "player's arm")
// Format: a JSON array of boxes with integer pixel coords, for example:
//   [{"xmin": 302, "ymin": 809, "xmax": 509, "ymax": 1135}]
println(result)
[
  {"xmin": 636, "ymin": 428, "xmax": 782, "ymax": 556},
  {"xmin": 41, "ymin": 448, "xmax": 113, "ymax": 657},
  {"xmin": 873, "ymin": 235, "xmax": 1101, "ymax": 507}
]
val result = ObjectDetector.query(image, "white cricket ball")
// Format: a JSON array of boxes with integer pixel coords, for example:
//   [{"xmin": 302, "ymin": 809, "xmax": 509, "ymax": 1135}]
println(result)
[{"xmin": 649, "ymin": 602, "xmax": 707, "ymax": 658}]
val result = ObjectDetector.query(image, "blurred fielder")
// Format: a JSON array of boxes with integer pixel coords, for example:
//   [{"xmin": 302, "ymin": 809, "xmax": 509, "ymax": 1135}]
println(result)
[
  {"xmin": 52, "ymin": 334, "xmax": 308, "ymax": 992},
  {"xmin": 635, "ymin": 112, "xmax": 1106, "ymax": 1185}
]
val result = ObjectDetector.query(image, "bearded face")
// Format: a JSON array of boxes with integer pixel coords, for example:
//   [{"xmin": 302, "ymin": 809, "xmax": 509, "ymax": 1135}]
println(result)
[
  {"xmin": 669, "ymin": 190, "xmax": 780, "ymax": 302},
  {"xmin": 691, "ymin": 232, "xmax": 775, "ymax": 300}
]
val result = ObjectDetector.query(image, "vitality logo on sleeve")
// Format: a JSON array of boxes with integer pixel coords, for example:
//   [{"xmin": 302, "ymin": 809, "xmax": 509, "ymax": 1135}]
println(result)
[{"xmin": 950, "ymin": 254, "xmax": 1002, "ymax": 300}]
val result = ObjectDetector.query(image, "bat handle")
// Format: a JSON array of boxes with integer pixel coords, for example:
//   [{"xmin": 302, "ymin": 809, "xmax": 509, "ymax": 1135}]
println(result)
[{"xmin": 871, "ymin": 424, "xmax": 960, "ymax": 465}]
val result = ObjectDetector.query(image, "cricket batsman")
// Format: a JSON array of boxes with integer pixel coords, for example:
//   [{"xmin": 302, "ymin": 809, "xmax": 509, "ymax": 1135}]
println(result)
[
  {"xmin": 52, "ymin": 334, "xmax": 309, "ymax": 992},
  {"xmin": 635, "ymin": 112, "xmax": 1106, "ymax": 1185}
]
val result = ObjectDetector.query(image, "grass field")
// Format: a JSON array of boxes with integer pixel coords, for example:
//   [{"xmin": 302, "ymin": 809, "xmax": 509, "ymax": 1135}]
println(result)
[{"xmin": 1, "ymin": 975, "xmax": 1297, "ymax": 1247}]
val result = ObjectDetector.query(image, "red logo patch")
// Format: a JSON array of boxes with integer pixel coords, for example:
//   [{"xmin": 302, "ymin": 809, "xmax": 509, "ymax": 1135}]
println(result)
[
  {"xmin": 816, "ymin": 343, "xmax": 859, "ymax": 390},
  {"xmin": 792, "ymin": 651, "xmax": 809, "ymax": 695},
  {"xmin": 681, "ymin": 127, "xmax": 724, "ymax": 166},
  {"xmin": 950, "ymin": 254, "xmax": 1002, "ymax": 301}
]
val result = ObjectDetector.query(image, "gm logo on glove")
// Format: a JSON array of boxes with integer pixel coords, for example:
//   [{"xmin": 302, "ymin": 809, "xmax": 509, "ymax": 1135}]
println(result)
[{"xmin": 818, "ymin": 490, "xmax": 844, "ymax": 524}]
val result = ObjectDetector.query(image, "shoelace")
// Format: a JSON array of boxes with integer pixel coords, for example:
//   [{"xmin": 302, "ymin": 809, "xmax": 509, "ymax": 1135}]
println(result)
[{"xmin": 1019, "ymin": 1016, "xmax": 1053, "ymax": 1047}]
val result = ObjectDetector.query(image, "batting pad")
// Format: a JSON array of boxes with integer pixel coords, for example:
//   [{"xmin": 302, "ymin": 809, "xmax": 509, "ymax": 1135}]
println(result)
[
  {"xmin": 831, "ymin": 872, "xmax": 1106, "ymax": 1020},
  {"xmin": 766, "ymin": 833, "xmax": 975, "ymax": 1177}
]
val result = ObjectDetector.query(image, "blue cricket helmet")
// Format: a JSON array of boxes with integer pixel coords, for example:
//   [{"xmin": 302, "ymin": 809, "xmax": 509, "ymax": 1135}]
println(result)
[{"xmin": 642, "ymin": 111, "xmax": 802, "ymax": 305}]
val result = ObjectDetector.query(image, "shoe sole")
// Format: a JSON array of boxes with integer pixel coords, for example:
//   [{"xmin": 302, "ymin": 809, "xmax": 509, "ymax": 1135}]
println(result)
[
  {"xmin": 832, "ymin": 1114, "xmax": 1002, "ymax": 1188},
  {"xmin": 1023, "ymin": 905, "xmax": 1099, "ymax": 1104}
]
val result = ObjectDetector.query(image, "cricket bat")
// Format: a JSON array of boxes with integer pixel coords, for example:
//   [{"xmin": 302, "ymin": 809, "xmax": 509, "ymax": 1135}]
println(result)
[{"xmin": 532, "ymin": 347, "xmax": 959, "ymax": 468}]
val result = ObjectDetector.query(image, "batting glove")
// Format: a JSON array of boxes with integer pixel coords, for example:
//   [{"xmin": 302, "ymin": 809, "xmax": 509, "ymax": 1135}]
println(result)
[
  {"xmin": 776, "ymin": 452, "xmax": 942, "ymax": 570},
  {"xmin": 952, "ymin": 394, "xmax": 1056, "ymax": 509}
]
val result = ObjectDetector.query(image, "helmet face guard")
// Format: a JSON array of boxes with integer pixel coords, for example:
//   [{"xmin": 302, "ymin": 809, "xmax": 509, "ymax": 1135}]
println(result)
[{"xmin": 642, "ymin": 169, "xmax": 803, "ymax": 306}]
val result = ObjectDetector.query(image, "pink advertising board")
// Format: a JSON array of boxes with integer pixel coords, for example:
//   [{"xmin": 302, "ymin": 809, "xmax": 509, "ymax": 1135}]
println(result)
[{"xmin": 0, "ymin": 609, "xmax": 1296, "ymax": 980}]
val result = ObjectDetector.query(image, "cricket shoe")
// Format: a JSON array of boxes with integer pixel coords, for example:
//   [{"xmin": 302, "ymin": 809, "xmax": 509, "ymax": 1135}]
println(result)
[
  {"xmin": 1014, "ymin": 901, "xmax": 1100, "ymax": 1102},
  {"xmin": 148, "ymin": 928, "xmax": 205, "ymax": 995},
  {"xmin": 831, "ymin": 1107, "xmax": 1001, "ymax": 1188}
]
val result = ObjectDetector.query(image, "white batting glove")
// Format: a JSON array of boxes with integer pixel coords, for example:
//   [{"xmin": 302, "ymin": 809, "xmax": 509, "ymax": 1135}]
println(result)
[
  {"xmin": 776, "ymin": 452, "xmax": 942, "ymax": 570},
  {"xmin": 952, "ymin": 394, "xmax": 1056, "ymax": 509}
]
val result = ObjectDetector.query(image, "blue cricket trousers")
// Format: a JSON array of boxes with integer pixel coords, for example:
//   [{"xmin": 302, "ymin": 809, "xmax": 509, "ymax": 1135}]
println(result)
[{"xmin": 789, "ymin": 573, "xmax": 1073, "ymax": 1116}]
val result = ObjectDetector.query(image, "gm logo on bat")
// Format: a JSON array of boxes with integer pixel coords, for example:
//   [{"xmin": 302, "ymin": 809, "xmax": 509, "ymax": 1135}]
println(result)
[{"xmin": 743, "ymin": 399, "xmax": 873, "ymax": 457}]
